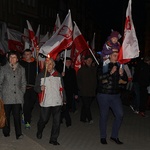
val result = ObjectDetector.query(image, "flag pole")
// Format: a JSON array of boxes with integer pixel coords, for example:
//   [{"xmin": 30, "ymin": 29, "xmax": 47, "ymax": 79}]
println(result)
[
  {"xmin": 63, "ymin": 49, "xmax": 67, "ymax": 73},
  {"xmin": 88, "ymin": 48, "xmax": 99, "ymax": 65},
  {"xmin": 36, "ymin": 45, "xmax": 39, "ymax": 75}
]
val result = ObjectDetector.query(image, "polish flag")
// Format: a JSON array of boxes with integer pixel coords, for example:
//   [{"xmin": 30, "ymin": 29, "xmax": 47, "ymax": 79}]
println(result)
[
  {"xmin": 40, "ymin": 10, "xmax": 73, "ymax": 60},
  {"xmin": 7, "ymin": 28, "xmax": 24, "ymax": 52},
  {"xmin": 26, "ymin": 20, "xmax": 38, "ymax": 56},
  {"xmin": 53, "ymin": 14, "xmax": 61, "ymax": 35},
  {"xmin": 35, "ymin": 24, "xmax": 40, "ymax": 45},
  {"xmin": 118, "ymin": 0, "xmax": 139, "ymax": 64},
  {"xmin": 71, "ymin": 22, "xmax": 89, "ymax": 68}
]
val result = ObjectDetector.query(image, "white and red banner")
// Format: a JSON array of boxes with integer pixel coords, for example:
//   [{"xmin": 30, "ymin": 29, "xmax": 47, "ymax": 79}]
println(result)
[
  {"xmin": 40, "ymin": 10, "xmax": 73, "ymax": 60},
  {"xmin": 53, "ymin": 14, "xmax": 61, "ymax": 35},
  {"xmin": 118, "ymin": 0, "xmax": 139, "ymax": 64},
  {"xmin": 71, "ymin": 22, "xmax": 89, "ymax": 69},
  {"xmin": 26, "ymin": 20, "xmax": 38, "ymax": 56},
  {"xmin": 7, "ymin": 28, "xmax": 24, "ymax": 52}
]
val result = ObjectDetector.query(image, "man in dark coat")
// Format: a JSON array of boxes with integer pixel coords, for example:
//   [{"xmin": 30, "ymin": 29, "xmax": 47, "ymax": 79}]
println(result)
[{"xmin": 77, "ymin": 55, "xmax": 97, "ymax": 124}]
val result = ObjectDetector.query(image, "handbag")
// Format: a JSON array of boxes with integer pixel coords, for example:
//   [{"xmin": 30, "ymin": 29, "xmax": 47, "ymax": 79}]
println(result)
[{"xmin": 0, "ymin": 98, "xmax": 6, "ymax": 128}]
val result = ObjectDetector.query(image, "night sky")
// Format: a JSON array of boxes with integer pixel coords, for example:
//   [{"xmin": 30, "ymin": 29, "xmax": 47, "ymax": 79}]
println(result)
[{"xmin": 88, "ymin": 0, "xmax": 146, "ymax": 52}]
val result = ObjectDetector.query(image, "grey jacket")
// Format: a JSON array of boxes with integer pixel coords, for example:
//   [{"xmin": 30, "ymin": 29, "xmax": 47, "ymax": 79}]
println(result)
[{"xmin": 0, "ymin": 63, "xmax": 26, "ymax": 104}]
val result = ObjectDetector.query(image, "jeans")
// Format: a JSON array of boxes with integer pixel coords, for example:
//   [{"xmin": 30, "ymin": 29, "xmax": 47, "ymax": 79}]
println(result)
[
  {"xmin": 37, "ymin": 106, "xmax": 61, "ymax": 142},
  {"xmin": 97, "ymin": 93, "xmax": 123, "ymax": 138}
]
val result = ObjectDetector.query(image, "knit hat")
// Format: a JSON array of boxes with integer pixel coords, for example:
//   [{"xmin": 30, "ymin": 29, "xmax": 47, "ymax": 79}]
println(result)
[
  {"xmin": 110, "ymin": 31, "xmax": 121, "ymax": 39},
  {"xmin": 66, "ymin": 57, "xmax": 72, "ymax": 61}
]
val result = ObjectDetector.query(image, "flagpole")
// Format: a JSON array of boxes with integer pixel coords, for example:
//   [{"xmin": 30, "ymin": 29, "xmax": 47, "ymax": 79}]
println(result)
[
  {"xmin": 88, "ymin": 48, "xmax": 99, "ymax": 65},
  {"xmin": 63, "ymin": 49, "xmax": 67, "ymax": 73},
  {"xmin": 36, "ymin": 46, "xmax": 39, "ymax": 75}
]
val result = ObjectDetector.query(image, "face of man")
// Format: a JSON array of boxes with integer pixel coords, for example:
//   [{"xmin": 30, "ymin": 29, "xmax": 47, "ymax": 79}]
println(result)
[
  {"xmin": 109, "ymin": 52, "xmax": 118, "ymax": 63},
  {"xmin": 9, "ymin": 54, "xmax": 18, "ymax": 65},
  {"xmin": 85, "ymin": 58, "xmax": 93, "ymax": 67},
  {"xmin": 47, "ymin": 60, "xmax": 55, "ymax": 72},
  {"xmin": 23, "ymin": 51, "xmax": 32, "ymax": 62},
  {"xmin": 65, "ymin": 60, "xmax": 72, "ymax": 67}
]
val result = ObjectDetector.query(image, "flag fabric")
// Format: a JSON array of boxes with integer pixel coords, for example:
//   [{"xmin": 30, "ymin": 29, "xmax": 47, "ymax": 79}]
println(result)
[
  {"xmin": 90, "ymin": 32, "xmax": 96, "ymax": 54},
  {"xmin": 53, "ymin": 14, "xmax": 61, "ymax": 35},
  {"xmin": 40, "ymin": 10, "xmax": 73, "ymax": 60},
  {"xmin": 35, "ymin": 25, "xmax": 40, "ymax": 44},
  {"xmin": 22, "ymin": 28, "xmax": 30, "ymax": 50},
  {"xmin": 118, "ymin": 0, "xmax": 139, "ymax": 64},
  {"xmin": 71, "ymin": 22, "xmax": 89, "ymax": 68},
  {"xmin": 39, "ymin": 32, "xmax": 49, "ymax": 48},
  {"xmin": 7, "ymin": 28, "xmax": 24, "ymax": 52},
  {"xmin": 74, "ymin": 54, "xmax": 81, "ymax": 73},
  {"xmin": 26, "ymin": 20, "xmax": 38, "ymax": 56},
  {"xmin": 0, "ymin": 42, "xmax": 5, "ymax": 55}
]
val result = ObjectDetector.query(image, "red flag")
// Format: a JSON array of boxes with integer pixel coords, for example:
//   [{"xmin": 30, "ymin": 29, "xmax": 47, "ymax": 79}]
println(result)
[
  {"xmin": 7, "ymin": 28, "xmax": 24, "ymax": 52},
  {"xmin": 40, "ymin": 10, "xmax": 73, "ymax": 60},
  {"xmin": 71, "ymin": 22, "xmax": 89, "ymax": 68},
  {"xmin": 118, "ymin": 0, "xmax": 139, "ymax": 64}
]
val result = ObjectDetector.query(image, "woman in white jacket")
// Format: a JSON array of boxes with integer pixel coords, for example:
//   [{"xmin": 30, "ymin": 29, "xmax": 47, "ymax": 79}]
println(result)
[{"xmin": 34, "ymin": 58, "xmax": 66, "ymax": 145}]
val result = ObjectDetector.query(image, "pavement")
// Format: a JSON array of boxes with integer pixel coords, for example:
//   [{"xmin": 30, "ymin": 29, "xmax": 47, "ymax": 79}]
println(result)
[{"xmin": 0, "ymin": 99, "xmax": 150, "ymax": 150}]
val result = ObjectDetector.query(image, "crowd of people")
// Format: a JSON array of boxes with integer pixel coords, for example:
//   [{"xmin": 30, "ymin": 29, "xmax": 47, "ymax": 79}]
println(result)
[{"xmin": 0, "ymin": 31, "xmax": 150, "ymax": 146}]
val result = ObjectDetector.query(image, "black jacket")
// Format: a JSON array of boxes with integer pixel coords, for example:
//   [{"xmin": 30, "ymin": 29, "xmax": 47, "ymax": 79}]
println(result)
[
  {"xmin": 20, "ymin": 59, "xmax": 37, "ymax": 86},
  {"xmin": 97, "ymin": 62, "xmax": 127, "ymax": 94}
]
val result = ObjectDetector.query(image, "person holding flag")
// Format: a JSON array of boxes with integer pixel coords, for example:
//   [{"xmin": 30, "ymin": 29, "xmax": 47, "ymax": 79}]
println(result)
[{"xmin": 34, "ymin": 58, "xmax": 66, "ymax": 145}]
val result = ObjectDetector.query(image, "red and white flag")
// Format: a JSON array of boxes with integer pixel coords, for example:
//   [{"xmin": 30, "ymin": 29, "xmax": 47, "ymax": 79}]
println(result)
[
  {"xmin": 71, "ymin": 22, "xmax": 89, "ymax": 68},
  {"xmin": 118, "ymin": 0, "xmax": 139, "ymax": 64},
  {"xmin": 7, "ymin": 28, "xmax": 24, "ymax": 52},
  {"xmin": 40, "ymin": 10, "xmax": 73, "ymax": 60},
  {"xmin": 26, "ymin": 20, "xmax": 38, "ymax": 56},
  {"xmin": 35, "ymin": 24, "xmax": 40, "ymax": 45},
  {"xmin": 53, "ymin": 14, "xmax": 61, "ymax": 35},
  {"xmin": 0, "ymin": 42, "xmax": 5, "ymax": 55},
  {"xmin": 39, "ymin": 32, "xmax": 49, "ymax": 48}
]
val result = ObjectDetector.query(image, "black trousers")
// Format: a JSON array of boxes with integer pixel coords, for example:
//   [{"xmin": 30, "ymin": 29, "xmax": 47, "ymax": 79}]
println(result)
[
  {"xmin": 139, "ymin": 86, "xmax": 148, "ymax": 112},
  {"xmin": 3, "ymin": 104, "xmax": 22, "ymax": 138},
  {"xmin": 23, "ymin": 87, "xmax": 37, "ymax": 124},
  {"xmin": 80, "ymin": 96, "xmax": 94, "ymax": 122},
  {"xmin": 37, "ymin": 106, "xmax": 61, "ymax": 142}
]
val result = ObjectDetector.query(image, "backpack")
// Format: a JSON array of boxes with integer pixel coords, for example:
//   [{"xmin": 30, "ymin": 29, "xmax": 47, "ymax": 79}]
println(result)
[{"xmin": 0, "ymin": 99, "xmax": 6, "ymax": 128}]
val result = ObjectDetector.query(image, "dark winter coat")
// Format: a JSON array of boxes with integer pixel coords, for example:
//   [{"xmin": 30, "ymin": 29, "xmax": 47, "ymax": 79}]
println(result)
[
  {"xmin": 77, "ymin": 65, "xmax": 97, "ymax": 97},
  {"xmin": 97, "ymin": 62, "xmax": 127, "ymax": 94}
]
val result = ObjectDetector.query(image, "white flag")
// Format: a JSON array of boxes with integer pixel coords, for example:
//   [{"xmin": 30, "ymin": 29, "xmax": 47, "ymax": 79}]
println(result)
[
  {"xmin": 40, "ymin": 10, "xmax": 73, "ymax": 60},
  {"xmin": 53, "ymin": 14, "xmax": 61, "ymax": 35},
  {"xmin": 118, "ymin": 0, "xmax": 139, "ymax": 64}
]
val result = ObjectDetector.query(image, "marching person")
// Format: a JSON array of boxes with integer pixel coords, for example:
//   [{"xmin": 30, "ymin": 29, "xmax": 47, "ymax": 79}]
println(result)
[
  {"xmin": 77, "ymin": 55, "xmax": 97, "ymax": 124},
  {"xmin": 20, "ymin": 49, "xmax": 38, "ymax": 129},
  {"xmin": 34, "ymin": 58, "xmax": 66, "ymax": 145},
  {"xmin": 0, "ymin": 51, "xmax": 26, "ymax": 139},
  {"xmin": 97, "ymin": 51, "xmax": 127, "ymax": 144}
]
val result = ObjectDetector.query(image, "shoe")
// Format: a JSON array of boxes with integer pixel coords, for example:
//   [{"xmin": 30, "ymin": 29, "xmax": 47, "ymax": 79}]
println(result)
[
  {"xmin": 16, "ymin": 134, "xmax": 23, "ymax": 139},
  {"xmin": 25, "ymin": 122, "xmax": 31, "ymax": 129},
  {"xmin": 100, "ymin": 138, "xmax": 107, "ymax": 144},
  {"xmin": 88, "ymin": 120, "xmax": 94, "ymax": 124},
  {"xmin": 49, "ymin": 141, "xmax": 60, "ymax": 145},
  {"xmin": 119, "ymin": 79, "xmax": 127, "ymax": 84},
  {"xmin": 134, "ymin": 110, "xmax": 139, "ymax": 114},
  {"xmin": 36, "ymin": 132, "xmax": 42, "ymax": 139},
  {"xmin": 110, "ymin": 137, "xmax": 123, "ymax": 144},
  {"xmin": 4, "ymin": 134, "xmax": 10, "ymax": 137},
  {"xmin": 130, "ymin": 105, "xmax": 135, "ymax": 112},
  {"xmin": 21, "ymin": 113, "xmax": 25, "ymax": 124},
  {"xmin": 139, "ymin": 112, "xmax": 149, "ymax": 118}
]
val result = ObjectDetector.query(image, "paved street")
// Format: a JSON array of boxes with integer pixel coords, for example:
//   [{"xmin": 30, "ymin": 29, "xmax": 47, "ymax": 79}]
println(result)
[{"xmin": 0, "ymin": 99, "xmax": 150, "ymax": 150}]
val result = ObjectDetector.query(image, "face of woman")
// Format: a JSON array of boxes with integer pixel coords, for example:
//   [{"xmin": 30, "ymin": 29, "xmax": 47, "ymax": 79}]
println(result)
[{"xmin": 9, "ymin": 54, "xmax": 18, "ymax": 65}]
